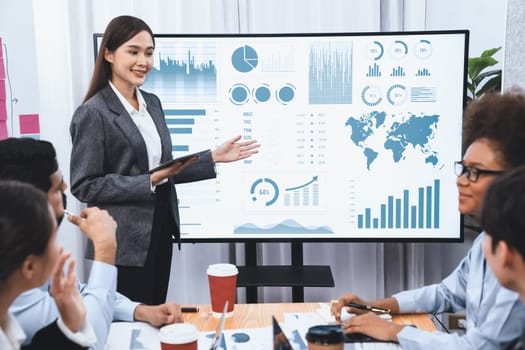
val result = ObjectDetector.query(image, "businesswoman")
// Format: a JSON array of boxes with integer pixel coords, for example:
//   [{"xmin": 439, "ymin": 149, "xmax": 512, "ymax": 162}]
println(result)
[
  {"xmin": 0, "ymin": 180, "xmax": 95, "ymax": 349},
  {"xmin": 330, "ymin": 90, "xmax": 525, "ymax": 349},
  {"xmin": 70, "ymin": 15, "xmax": 259, "ymax": 305}
]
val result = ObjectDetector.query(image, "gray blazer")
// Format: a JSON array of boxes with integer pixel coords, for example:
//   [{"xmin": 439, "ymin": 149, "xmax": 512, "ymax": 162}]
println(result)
[{"xmin": 70, "ymin": 85, "xmax": 216, "ymax": 266}]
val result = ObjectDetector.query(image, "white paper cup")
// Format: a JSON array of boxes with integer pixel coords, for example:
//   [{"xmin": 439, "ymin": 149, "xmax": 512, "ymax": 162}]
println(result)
[
  {"xmin": 159, "ymin": 323, "xmax": 198, "ymax": 350},
  {"xmin": 207, "ymin": 263, "xmax": 238, "ymax": 317}
]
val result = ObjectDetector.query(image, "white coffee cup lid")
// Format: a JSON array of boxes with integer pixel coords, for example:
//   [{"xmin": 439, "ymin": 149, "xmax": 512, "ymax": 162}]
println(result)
[
  {"xmin": 207, "ymin": 263, "xmax": 238, "ymax": 277},
  {"xmin": 159, "ymin": 323, "xmax": 198, "ymax": 344}
]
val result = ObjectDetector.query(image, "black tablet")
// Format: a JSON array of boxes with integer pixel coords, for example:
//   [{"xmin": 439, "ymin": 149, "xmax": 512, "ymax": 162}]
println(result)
[{"xmin": 148, "ymin": 152, "xmax": 200, "ymax": 174}]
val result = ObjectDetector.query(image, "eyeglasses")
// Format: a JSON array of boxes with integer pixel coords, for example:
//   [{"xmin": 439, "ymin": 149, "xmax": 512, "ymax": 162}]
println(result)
[{"xmin": 454, "ymin": 161, "xmax": 505, "ymax": 183}]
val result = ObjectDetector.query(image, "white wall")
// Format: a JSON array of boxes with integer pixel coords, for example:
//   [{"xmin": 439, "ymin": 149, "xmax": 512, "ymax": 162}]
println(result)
[
  {"xmin": 0, "ymin": 1, "xmax": 39, "ymax": 138},
  {"xmin": 503, "ymin": 0, "xmax": 525, "ymax": 91},
  {"xmin": 426, "ymin": 0, "xmax": 506, "ymax": 57},
  {"xmin": 0, "ymin": 0, "xmax": 87, "ymax": 270}
]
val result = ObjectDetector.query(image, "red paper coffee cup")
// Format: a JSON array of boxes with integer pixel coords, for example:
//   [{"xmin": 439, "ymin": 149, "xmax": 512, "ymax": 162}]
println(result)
[
  {"xmin": 159, "ymin": 323, "xmax": 198, "ymax": 350},
  {"xmin": 207, "ymin": 263, "xmax": 238, "ymax": 317}
]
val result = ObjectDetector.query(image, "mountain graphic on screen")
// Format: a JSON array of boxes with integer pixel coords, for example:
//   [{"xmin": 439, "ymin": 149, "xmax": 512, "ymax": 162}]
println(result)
[
  {"xmin": 234, "ymin": 219, "xmax": 333, "ymax": 234},
  {"xmin": 345, "ymin": 111, "xmax": 440, "ymax": 170}
]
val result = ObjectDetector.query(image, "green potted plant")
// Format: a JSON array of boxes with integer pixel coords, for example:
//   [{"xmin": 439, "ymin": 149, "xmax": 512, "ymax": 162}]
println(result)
[{"xmin": 466, "ymin": 47, "xmax": 502, "ymax": 102}]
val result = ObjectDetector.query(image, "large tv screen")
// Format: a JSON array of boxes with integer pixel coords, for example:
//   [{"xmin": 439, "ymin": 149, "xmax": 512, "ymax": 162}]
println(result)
[{"xmin": 95, "ymin": 30, "xmax": 468, "ymax": 242}]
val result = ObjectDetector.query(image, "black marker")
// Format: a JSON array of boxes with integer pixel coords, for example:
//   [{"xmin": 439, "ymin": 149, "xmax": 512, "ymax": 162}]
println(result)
[
  {"xmin": 346, "ymin": 302, "xmax": 391, "ymax": 314},
  {"xmin": 181, "ymin": 307, "xmax": 199, "ymax": 313}
]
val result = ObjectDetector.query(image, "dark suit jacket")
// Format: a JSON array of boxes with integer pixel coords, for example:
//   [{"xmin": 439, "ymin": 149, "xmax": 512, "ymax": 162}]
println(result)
[
  {"xmin": 70, "ymin": 85, "xmax": 216, "ymax": 266},
  {"xmin": 22, "ymin": 320, "xmax": 87, "ymax": 350}
]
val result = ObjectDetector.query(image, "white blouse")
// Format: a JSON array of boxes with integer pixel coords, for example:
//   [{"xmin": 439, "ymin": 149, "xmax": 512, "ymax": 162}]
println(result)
[{"xmin": 0, "ymin": 312, "xmax": 25, "ymax": 350}]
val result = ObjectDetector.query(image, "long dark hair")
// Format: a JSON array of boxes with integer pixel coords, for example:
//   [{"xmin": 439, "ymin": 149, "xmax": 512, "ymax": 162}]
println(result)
[
  {"xmin": 83, "ymin": 15, "xmax": 155, "ymax": 103},
  {"xmin": 0, "ymin": 180, "xmax": 54, "ymax": 287}
]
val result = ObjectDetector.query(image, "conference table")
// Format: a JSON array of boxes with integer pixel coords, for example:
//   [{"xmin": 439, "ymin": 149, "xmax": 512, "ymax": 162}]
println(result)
[
  {"xmin": 182, "ymin": 302, "xmax": 436, "ymax": 332},
  {"xmin": 104, "ymin": 302, "xmax": 436, "ymax": 349}
]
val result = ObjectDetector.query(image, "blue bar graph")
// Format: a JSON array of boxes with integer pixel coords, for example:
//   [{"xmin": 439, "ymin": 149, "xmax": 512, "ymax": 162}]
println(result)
[
  {"xmin": 309, "ymin": 41, "xmax": 353, "ymax": 104},
  {"xmin": 166, "ymin": 119, "xmax": 195, "ymax": 125},
  {"xmin": 411, "ymin": 206, "xmax": 417, "ymax": 228},
  {"xmin": 418, "ymin": 187, "xmax": 424, "ymax": 228},
  {"xmin": 426, "ymin": 186, "xmax": 432, "ymax": 228},
  {"xmin": 395, "ymin": 198, "xmax": 401, "ymax": 228},
  {"xmin": 165, "ymin": 108, "xmax": 206, "ymax": 152},
  {"xmin": 169, "ymin": 128, "xmax": 193, "ymax": 134},
  {"xmin": 142, "ymin": 41, "xmax": 217, "ymax": 103},
  {"xmin": 380, "ymin": 204, "xmax": 386, "ymax": 228},
  {"xmin": 416, "ymin": 68, "xmax": 431, "ymax": 76},
  {"xmin": 403, "ymin": 190, "xmax": 409, "ymax": 228},
  {"xmin": 388, "ymin": 196, "xmax": 394, "ymax": 229},
  {"xmin": 173, "ymin": 145, "xmax": 189, "ymax": 152},
  {"xmin": 356, "ymin": 180, "xmax": 441, "ymax": 230},
  {"xmin": 367, "ymin": 63, "xmax": 381, "ymax": 77},
  {"xmin": 165, "ymin": 109, "xmax": 206, "ymax": 116},
  {"xmin": 434, "ymin": 179, "xmax": 440, "ymax": 228},
  {"xmin": 390, "ymin": 66, "xmax": 405, "ymax": 77}
]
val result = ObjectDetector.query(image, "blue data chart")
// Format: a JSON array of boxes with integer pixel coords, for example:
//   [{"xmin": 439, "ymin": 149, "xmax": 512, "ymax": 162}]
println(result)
[
  {"xmin": 390, "ymin": 66, "xmax": 406, "ymax": 77},
  {"xmin": 361, "ymin": 85, "xmax": 382, "ymax": 106},
  {"xmin": 309, "ymin": 41, "xmax": 353, "ymax": 104},
  {"xmin": 229, "ymin": 84, "xmax": 251, "ymax": 105},
  {"xmin": 357, "ymin": 179, "xmax": 441, "ymax": 230},
  {"xmin": 391, "ymin": 40, "xmax": 408, "ymax": 59},
  {"xmin": 250, "ymin": 177, "xmax": 279, "ymax": 206},
  {"xmin": 234, "ymin": 219, "xmax": 333, "ymax": 234},
  {"xmin": 367, "ymin": 41, "xmax": 384, "ymax": 60},
  {"xmin": 411, "ymin": 87, "xmax": 437, "ymax": 102},
  {"xmin": 415, "ymin": 39, "xmax": 433, "ymax": 59},
  {"xmin": 416, "ymin": 68, "xmax": 431, "ymax": 76},
  {"xmin": 367, "ymin": 63, "xmax": 382, "ymax": 77},
  {"xmin": 253, "ymin": 84, "xmax": 271, "ymax": 103},
  {"xmin": 232, "ymin": 45, "xmax": 258, "ymax": 72},
  {"xmin": 143, "ymin": 40, "xmax": 217, "ymax": 103},
  {"xmin": 92, "ymin": 32, "xmax": 467, "ymax": 241},
  {"xmin": 276, "ymin": 84, "xmax": 296, "ymax": 105},
  {"xmin": 259, "ymin": 46, "xmax": 295, "ymax": 72},
  {"xmin": 284, "ymin": 176, "xmax": 320, "ymax": 207},
  {"xmin": 164, "ymin": 108, "xmax": 206, "ymax": 152},
  {"xmin": 387, "ymin": 84, "xmax": 408, "ymax": 105}
]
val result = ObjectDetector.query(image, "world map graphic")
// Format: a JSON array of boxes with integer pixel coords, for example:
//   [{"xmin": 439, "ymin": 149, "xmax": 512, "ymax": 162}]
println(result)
[{"xmin": 345, "ymin": 111, "xmax": 440, "ymax": 170}]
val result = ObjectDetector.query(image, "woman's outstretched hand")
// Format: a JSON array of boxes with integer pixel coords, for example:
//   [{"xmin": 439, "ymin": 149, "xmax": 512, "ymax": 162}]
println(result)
[{"xmin": 212, "ymin": 135, "xmax": 260, "ymax": 163}]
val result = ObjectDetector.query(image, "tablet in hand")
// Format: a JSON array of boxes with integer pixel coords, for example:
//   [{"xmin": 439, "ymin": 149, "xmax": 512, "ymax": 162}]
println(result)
[{"xmin": 148, "ymin": 152, "xmax": 200, "ymax": 174}]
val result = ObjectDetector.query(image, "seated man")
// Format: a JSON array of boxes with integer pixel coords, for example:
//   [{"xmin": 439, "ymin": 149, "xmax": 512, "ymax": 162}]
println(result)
[
  {"xmin": 0, "ymin": 138, "xmax": 183, "ymax": 350},
  {"xmin": 481, "ymin": 165, "xmax": 525, "ymax": 349}
]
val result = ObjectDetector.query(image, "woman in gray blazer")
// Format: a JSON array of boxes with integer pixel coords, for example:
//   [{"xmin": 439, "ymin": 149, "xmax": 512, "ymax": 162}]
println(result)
[{"xmin": 70, "ymin": 15, "xmax": 259, "ymax": 305}]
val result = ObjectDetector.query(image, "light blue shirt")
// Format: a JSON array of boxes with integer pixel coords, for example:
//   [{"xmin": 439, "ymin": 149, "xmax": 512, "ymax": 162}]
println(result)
[
  {"xmin": 9, "ymin": 261, "xmax": 139, "ymax": 350},
  {"xmin": 394, "ymin": 233, "xmax": 525, "ymax": 349}
]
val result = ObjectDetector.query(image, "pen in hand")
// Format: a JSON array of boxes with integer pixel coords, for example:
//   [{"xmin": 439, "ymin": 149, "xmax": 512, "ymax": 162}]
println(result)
[
  {"xmin": 346, "ymin": 302, "xmax": 391, "ymax": 314},
  {"xmin": 181, "ymin": 307, "xmax": 199, "ymax": 313},
  {"xmin": 63, "ymin": 209, "xmax": 86, "ymax": 221}
]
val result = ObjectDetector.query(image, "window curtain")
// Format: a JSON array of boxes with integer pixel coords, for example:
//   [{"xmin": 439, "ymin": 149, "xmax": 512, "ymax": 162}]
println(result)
[{"xmin": 32, "ymin": 0, "xmax": 429, "ymax": 304}]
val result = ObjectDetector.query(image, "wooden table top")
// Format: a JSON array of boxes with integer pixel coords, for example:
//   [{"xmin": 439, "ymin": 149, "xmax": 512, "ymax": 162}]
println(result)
[{"xmin": 182, "ymin": 303, "xmax": 436, "ymax": 332}]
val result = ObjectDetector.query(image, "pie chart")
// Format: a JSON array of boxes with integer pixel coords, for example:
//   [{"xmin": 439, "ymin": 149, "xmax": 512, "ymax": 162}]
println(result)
[{"xmin": 232, "ymin": 45, "xmax": 258, "ymax": 72}]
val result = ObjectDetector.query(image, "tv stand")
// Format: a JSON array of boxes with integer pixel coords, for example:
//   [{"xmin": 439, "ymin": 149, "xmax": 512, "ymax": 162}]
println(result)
[{"xmin": 236, "ymin": 241, "xmax": 335, "ymax": 303}]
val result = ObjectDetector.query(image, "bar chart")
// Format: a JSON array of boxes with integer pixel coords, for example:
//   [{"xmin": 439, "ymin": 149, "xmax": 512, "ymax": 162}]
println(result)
[
  {"xmin": 309, "ymin": 41, "xmax": 353, "ymax": 104},
  {"xmin": 357, "ymin": 179, "xmax": 440, "ymax": 230},
  {"xmin": 164, "ymin": 108, "xmax": 206, "ymax": 152}
]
